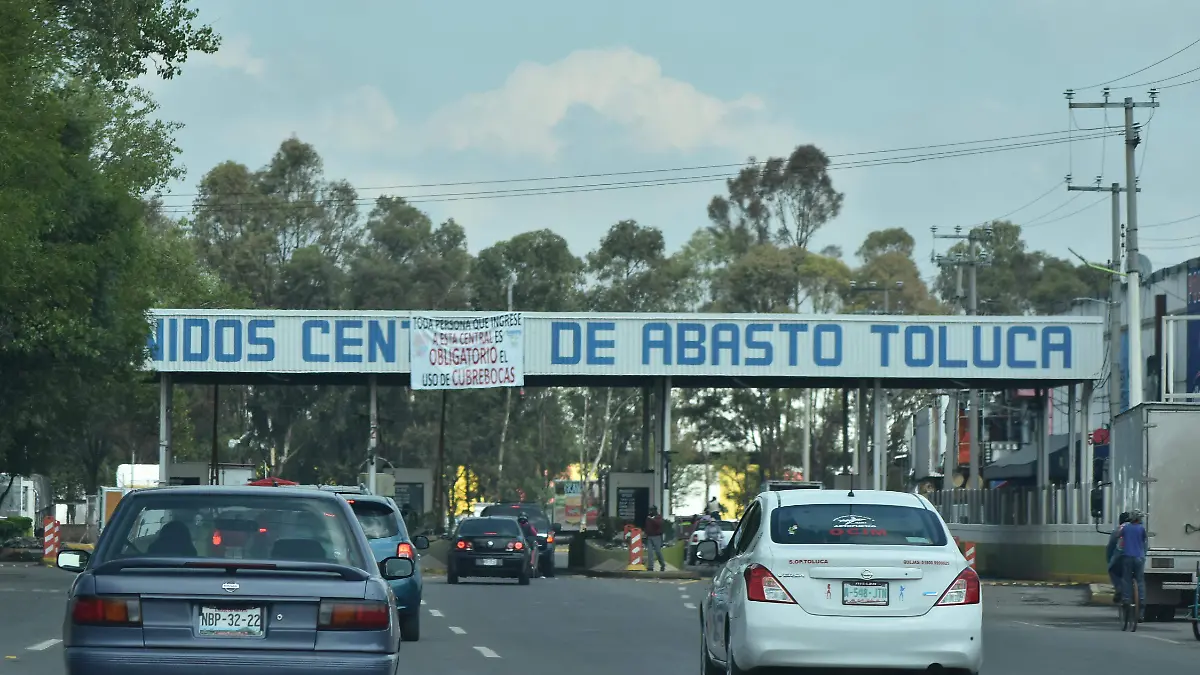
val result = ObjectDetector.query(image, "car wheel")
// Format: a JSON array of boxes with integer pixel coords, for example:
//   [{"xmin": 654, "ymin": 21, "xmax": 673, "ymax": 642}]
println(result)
[
  {"xmin": 725, "ymin": 623, "xmax": 750, "ymax": 675},
  {"xmin": 399, "ymin": 612, "xmax": 420, "ymax": 642},
  {"xmin": 542, "ymin": 558, "xmax": 556, "ymax": 577},
  {"xmin": 700, "ymin": 620, "xmax": 720, "ymax": 675},
  {"xmin": 518, "ymin": 566, "xmax": 531, "ymax": 585},
  {"xmin": 447, "ymin": 569, "xmax": 459, "ymax": 585}
]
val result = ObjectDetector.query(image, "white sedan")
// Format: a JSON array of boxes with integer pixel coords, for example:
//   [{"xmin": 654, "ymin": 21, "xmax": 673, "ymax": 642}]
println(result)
[{"xmin": 696, "ymin": 488, "xmax": 982, "ymax": 674}]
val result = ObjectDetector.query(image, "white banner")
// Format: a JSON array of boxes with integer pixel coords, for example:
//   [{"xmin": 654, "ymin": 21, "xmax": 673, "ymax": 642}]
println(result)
[{"xmin": 409, "ymin": 313, "xmax": 524, "ymax": 390}]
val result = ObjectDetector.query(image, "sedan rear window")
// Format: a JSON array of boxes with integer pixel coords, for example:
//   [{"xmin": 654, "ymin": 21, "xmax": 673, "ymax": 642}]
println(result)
[
  {"xmin": 348, "ymin": 501, "xmax": 403, "ymax": 540},
  {"xmin": 457, "ymin": 518, "xmax": 521, "ymax": 537},
  {"xmin": 104, "ymin": 493, "xmax": 366, "ymax": 568},
  {"xmin": 480, "ymin": 505, "xmax": 550, "ymax": 531},
  {"xmin": 769, "ymin": 504, "xmax": 948, "ymax": 547}
]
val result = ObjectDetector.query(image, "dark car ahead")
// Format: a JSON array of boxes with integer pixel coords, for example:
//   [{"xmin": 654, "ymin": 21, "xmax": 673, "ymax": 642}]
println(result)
[
  {"xmin": 447, "ymin": 516, "xmax": 534, "ymax": 585},
  {"xmin": 480, "ymin": 502, "xmax": 559, "ymax": 577},
  {"xmin": 345, "ymin": 495, "xmax": 426, "ymax": 641},
  {"xmin": 54, "ymin": 485, "xmax": 415, "ymax": 675}
]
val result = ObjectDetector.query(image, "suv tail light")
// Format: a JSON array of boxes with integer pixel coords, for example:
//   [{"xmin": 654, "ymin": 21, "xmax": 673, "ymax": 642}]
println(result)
[
  {"xmin": 397, "ymin": 542, "xmax": 414, "ymax": 559},
  {"xmin": 507, "ymin": 541, "xmax": 524, "ymax": 551},
  {"xmin": 744, "ymin": 564, "xmax": 796, "ymax": 604},
  {"xmin": 71, "ymin": 596, "xmax": 142, "ymax": 626},
  {"xmin": 455, "ymin": 539, "xmax": 472, "ymax": 550},
  {"xmin": 936, "ymin": 566, "xmax": 981, "ymax": 606},
  {"xmin": 318, "ymin": 600, "xmax": 389, "ymax": 630}
]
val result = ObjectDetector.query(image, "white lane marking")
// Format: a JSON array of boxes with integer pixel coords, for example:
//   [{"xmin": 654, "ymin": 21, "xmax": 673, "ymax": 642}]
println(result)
[
  {"xmin": 684, "ymin": 602, "xmax": 698, "ymax": 610},
  {"xmin": 1139, "ymin": 634, "xmax": 1181, "ymax": 645},
  {"xmin": 26, "ymin": 639, "xmax": 62, "ymax": 651},
  {"xmin": 681, "ymin": 594, "xmax": 690, "ymax": 600},
  {"xmin": 428, "ymin": 609, "xmax": 444, "ymax": 617},
  {"xmin": 474, "ymin": 646, "xmax": 501, "ymax": 658},
  {"xmin": 1012, "ymin": 620, "xmax": 1044, "ymax": 628},
  {"xmin": 449, "ymin": 626, "xmax": 466, "ymax": 635}
]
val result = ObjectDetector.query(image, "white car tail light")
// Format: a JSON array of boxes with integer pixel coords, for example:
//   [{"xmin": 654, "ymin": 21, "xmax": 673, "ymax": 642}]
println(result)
[
  {"xmin": 744, "ymin": 564, "xmax": 796, "ymax": 604},
  {"xmin": 936, "ymin": 566, "xmax": 981, "ymax": 606}
]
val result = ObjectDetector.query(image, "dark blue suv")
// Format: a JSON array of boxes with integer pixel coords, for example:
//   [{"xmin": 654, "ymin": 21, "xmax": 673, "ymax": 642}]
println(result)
[{"xmin": 346, "ymin": 495, "xmax": 428, "ymax": 641}]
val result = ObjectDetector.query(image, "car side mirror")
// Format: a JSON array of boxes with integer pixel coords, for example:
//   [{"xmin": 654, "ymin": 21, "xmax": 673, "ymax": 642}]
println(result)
[
  {"xmin": 696, "ymin": 539, "xmax": 720, "ymax": 561},
  {"xmin": 381, "ymin": 556, "xmax": 415, "ymax": 580},
  {"xmin": 57, "ymin": 549, "xmax": 90, "ymax": 573},
  {"xmin": 1090, "ymin": 487, "xmax": 1104, "ymax": 520},
  {"xmin": 411, "ymin": 535, "xmax": 430, "ymax": 550}
]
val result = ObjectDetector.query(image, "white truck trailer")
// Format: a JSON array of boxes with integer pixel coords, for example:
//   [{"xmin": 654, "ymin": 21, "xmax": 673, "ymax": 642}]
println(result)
[{"xmin": 1096, "ymin": 402, "xmax": 1200, "ymax": 621}]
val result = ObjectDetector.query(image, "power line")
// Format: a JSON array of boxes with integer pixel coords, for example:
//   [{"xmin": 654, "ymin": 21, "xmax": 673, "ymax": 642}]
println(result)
[
  {"xmin": 152, "ymin": 125, "xmax": 1121, "ymax": 203},
  {"xmin": 1023, "ymin": 195, "xmax": 1109, "ymax": 229},
  {"xmin": 1153, "ymin": 74, "xmax": 1200, "ymax": 90},
  {"xmin": 154, "ymin": 129, "xmax": 1120, "ymax": 214},
  {"xmin": 1072, "ymin": 35, "xmax": 1200, "ymax": 90},
  {"xmin": 1141, "ymin": 212, "xmax": 1200, "ymax": 229},
  {"xmin": 1103, "ymin": 63, "xmax": 1200, "ymax": 90}
]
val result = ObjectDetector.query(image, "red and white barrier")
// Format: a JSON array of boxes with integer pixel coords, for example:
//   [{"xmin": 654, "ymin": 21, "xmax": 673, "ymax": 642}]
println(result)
[{"xmin": 43, "ymin": 518, "xmax": 60, "ymax": 559}]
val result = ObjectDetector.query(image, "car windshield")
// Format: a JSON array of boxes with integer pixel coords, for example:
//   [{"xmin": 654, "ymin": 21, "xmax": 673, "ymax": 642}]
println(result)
[
  {"xmin": 348, "ymin": 500, "xmax": 404, "ymax": 540},
  {"xmin": 481, "ymin": 505, "xmax": 550, "ymax": 531},
  {"xmin": 457, "ymin": 518, "xmax": 521, "ymax": 537},
  {"xmin": 103, "ymin": 492, "xmax": 366, "ymax": 568},
  {"xmin": 770, "ymin": 504, "xmax": 948, "ymax": 547}
]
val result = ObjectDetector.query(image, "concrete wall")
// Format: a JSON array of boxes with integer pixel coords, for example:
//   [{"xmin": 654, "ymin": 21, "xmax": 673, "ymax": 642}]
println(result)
[{"xmin": 948, "ymin": 524, "xmax": 1110, "ymax": 583}]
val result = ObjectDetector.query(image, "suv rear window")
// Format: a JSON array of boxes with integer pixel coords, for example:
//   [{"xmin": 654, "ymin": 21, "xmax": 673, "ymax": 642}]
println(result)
[
  {"xmin": 105, "ymin": 493, "xmax": 366, "ymax": 567},
  {"xmin": 769, "ymin": 504, "xmax": 947, "ymax": 547},
  {"xmin": 349, "ymin": 500, "xmax": 403, "ymax": 540},
  {"xmin": 457, "ymin": 518, "xmax": 521, "ymax": 537},
  {"xmin": 480, "ymin": 504, "xmax": 550, "ymax": 531}
]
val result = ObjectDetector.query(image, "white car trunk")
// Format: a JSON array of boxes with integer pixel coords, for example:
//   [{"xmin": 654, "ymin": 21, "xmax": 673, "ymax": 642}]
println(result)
[{"xmin": 766, "ymin": 544, "xmax": 964, "ymax": 618}]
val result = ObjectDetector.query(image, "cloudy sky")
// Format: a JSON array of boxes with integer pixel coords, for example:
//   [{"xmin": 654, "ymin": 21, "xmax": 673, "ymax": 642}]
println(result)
[{"xmin": 140, "ymin": 0, "xmax": 1200, "ymax": 279}]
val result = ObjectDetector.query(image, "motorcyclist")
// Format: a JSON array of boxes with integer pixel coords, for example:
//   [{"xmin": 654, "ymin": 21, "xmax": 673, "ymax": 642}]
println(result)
[{"xmin": 517, "ymin": 513, "xmax": 541, "ymax": 577}]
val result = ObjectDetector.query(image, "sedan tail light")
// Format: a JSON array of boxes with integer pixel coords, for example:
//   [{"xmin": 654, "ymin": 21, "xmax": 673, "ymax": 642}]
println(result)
[
  {"xmin": 318, "ymin": 600, "xmax": 390, "ymax": 630},
  {"xmin": 507, "ymin": 541, "xmax": 524, "ymax": 551},
  {"xmin": 71, "ymin": 596, "xmax": 142, "ymax": 626},
  {"xmin": 936, "ymin": 566, "xmax": 981, "ymax": 606},
  {"xmin": 744, "ymin": 564, "xmax": 796, "ymax": 604},
  {"xmin": 546, "ymin": 534, "xmax": 555, "ymax": 544},
  {"xmin": 455, "ymin": 539, "xmax": 472, "ymax": 550},
  {"xmin": 396, "ymin": 542, "xmax": 414, "ymax": 559}
]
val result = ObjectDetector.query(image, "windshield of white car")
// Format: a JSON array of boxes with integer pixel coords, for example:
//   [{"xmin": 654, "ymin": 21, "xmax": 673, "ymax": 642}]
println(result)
[{"xmin": 769, "ymin": 504, "xmax": 947, "ymax": 546}]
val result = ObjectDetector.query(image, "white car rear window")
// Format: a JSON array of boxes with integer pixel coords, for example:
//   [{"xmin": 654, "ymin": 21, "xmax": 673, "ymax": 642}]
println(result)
[{"xmin": 770, "ymin": 504, "xmax": 947, "ymax": 546}]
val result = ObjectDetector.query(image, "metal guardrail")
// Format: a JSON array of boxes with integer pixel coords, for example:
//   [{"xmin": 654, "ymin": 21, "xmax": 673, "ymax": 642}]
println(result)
[{"xmin": 931, "ymin": 484, "xmax": 1111, "ymax": 526}]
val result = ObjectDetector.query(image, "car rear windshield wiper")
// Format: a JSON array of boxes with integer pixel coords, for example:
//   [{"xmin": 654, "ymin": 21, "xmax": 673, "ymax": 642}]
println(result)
[{"xmin": 92, "ymin": 557, "xmax": 370, "ymax": 581}]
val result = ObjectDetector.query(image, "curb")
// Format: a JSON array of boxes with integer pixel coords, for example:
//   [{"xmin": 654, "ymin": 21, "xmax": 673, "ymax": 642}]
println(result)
[{"xmin": 574, "ymin": 569, "xmax": 705, "ymax": 580}]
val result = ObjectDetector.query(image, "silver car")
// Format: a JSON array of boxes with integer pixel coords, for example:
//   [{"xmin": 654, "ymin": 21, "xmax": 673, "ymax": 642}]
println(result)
[{"xmin": 55, "ymin": 485, "xmax": 416, "ymax": 675}]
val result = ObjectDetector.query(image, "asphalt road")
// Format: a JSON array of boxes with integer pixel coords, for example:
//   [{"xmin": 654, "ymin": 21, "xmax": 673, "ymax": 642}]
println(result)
[{"xmin": 2, "ymin": 561, "xmax": 1197, "ymax": 674}]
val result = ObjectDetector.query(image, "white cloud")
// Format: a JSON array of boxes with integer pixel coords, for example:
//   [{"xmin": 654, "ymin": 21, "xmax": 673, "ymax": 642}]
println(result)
[
  {"xmin": 191, "ymin": 35, "xmax": 266, "ymax": 78},
  {"xmin": 425, "ymin": 47, "xmax": 791, "ymax": 160}
]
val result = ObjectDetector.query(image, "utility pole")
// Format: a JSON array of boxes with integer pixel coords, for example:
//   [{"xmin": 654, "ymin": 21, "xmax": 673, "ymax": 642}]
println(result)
[
  {"xmin": 1065, "ymin": 178, "xmax": 1135, "ymax": 467},
  {"xmin": 932, "ymin": 225, "xmax": 993, "ymax": 491},
  {"xmin": 1067, "ymin": 89, "xmax": 1159, "ymax": 409},
  {"xmin": 496, "ymin": 272, "xmax": 518, "ymax": 497}
]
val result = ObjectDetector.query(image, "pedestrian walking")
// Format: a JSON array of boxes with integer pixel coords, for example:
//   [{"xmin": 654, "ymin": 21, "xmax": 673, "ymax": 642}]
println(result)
[{"xmin": 644, "ymin": 506, "xmax": 666, "ymax": 572}]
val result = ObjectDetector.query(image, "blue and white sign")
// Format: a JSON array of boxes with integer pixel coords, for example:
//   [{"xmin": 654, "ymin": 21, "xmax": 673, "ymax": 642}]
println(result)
[
  {"xmin": 526, "ymin": 314, "xmax": 1103, "ymax": 380},
  {"xmin": 145, "ymin": 310, "xmax": 1104, "ymax": 382}
]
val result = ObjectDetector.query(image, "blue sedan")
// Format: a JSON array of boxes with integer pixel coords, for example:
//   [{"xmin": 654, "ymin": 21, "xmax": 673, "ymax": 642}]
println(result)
[
  {"xmin": 345, "ymin": 495, "xmax": 429, "ymax": 641},
  {"xmin": 54, "ymin": 485, "xmax": 414, "ymax": 675}
]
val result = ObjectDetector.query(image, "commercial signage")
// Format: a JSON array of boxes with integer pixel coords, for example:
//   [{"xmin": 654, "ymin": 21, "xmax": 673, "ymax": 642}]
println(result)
[
  {"xmin": 409, "ymin": 312, "xmax": 524, "ymax": 390},
  {"xmin": 145, "ymin": 310, "xmax": 1104, "ymax": 382},
  {"xmin": 528, "ymin": 315, "xmax": 1103, "ymax": 380}
]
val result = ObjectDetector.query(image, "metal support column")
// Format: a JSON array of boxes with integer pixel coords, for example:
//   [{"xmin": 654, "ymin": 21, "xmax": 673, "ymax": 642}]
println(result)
[
  {"xmin": 641, "ymin": 385, "xmax": 652, "ymax": 472},
  {"xmin": 857, "ymin": 382, "xmax": 868, "ymax": 485},
  {"xmin": 1081, "ymin": 380, "xmax": 1094, "ymax": 490},
  {"xmin": 942, "ymin": 392, "xmax": 957, "ymax": 492},
  {"xmin": 368, "ymin": 375, "xmax": 379, "ymax": 495},
  {"xmin": 659, "ymin": 376, "xmax": 673, "ymax": 517},
  {"xmin": 1067, "ymin": 384, "xmax": 1078, "ymax": 522},
  {"xmin": 158, "ymin": 374, "xmax": 173, "ymax": 486},
  {"xmin": 872, "ymin": 380, "xmax": 886, "ymax": 490},
  {"xmin": 1037, "ymin": 391, "xmax": 1049, "ymax": 524}
]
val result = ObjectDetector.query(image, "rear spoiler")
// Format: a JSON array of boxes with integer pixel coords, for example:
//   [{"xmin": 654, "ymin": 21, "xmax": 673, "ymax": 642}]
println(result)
[{"xmin": 92, "ymin": 557, "xmax": 371, "ymax": 581}]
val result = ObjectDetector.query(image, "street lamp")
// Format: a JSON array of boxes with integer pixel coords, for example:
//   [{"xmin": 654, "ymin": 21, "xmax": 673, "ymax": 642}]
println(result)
[{"xmin": 849, "ymin": 280, "xmax": 904, "ymax": 314}]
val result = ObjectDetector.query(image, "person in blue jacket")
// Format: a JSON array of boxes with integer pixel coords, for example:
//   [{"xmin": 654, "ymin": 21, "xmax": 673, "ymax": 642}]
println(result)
[
  {"xmin": 1106, "ymin": 512, "xmax": 1129, "ymax": 603},
  {"xmin": 1119, "ymin": 510, "xmax": 1149, "ymax": 621}
]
